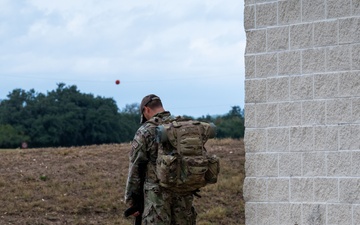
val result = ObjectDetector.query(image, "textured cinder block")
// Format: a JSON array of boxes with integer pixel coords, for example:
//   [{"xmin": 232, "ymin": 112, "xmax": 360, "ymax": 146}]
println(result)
[
  {"xmin": 339, "ymin": 178, "xmax": 360, "ymax": 203},
  {"xmin": 314, "ymin": 20, "xmax": 338, "ymax": 47},
  {"xmin": 256, "ymin": 153, "xmax": 278, "ymax": 177},
  {"xmin": 244, "ymin": 128, "xmax": 267, "ymax": 152},
  {"xmin": 256, "ymin": 0, "xmax": 275, "ymax": 3},
  {"xmin": 314, "ymin": 126, "xmax": 338, "ymax": 151},
  {"xmin": 256, "ymin": 103, "xmax": 278, "ymax": 127},
  {"xmin": 246, "ymin": 29, "xmax": 267, "ymax": 53},
  {"xmin": 267, "ymin": 127, "xmax": 289, "ymax": 152},
  {"xmin": 279, "ymin": 51, "xmax": 301, "ymax": 76},
  {"xmin": 244, "ymin": 1, "xmax": 360, "ymax": 223},
  {"xmin": 302, "ymin": 0, "xmax": 326, "ymax": 22},
  {"xmin": 314, "ymin": 73, "xmax": 338, "ymax": 99},
  {"xmin": 245, "ymin": 153, "xmax": 257, "ymax": 177},
  {"xmin": 278, "ymin": 102, "xmax": 302, "ymax": 126},
  {"xmin": 302, "ymin": 101, "xmax": 326, "ymax": 125},
  {"xmin": 290, "ymin": 178, "xmax": 314, "ymax": 202},
  {"xmin": 339, "ymin": 71, "xmax": 360, "ymax": 97},
  {"xmin": 267, "ymin": 77, "xmax": 289, "ymax": 102},
  {"xmin": 353, "ymin": 98, "xmax": 360, "ymax": 123},
  {"xmin": 244, "ymin": 0, "xmax": 255, "ymax": 5},
  {"xmin": 302, "ymin": 204, "xmax": 326, "ymax": 225},
  {"xmin": 267, "ymin": 26, "xmax": 289, "ymax": 52},
  {"xmin": 354, "ymin": 204, "xmax": 360, "ymax": 224},
  {"xmin": 339, "ymin": 124, "xmax": 360, "ymax": 150},
  {"xmin": 245, "ymin": 203, "xmax": 257, "ymax": 225},
  {"xmin": 267, "ymin": 178, "xmax": 289, "ymax": 201},
  {"xmin": 290, "ymin": 75, "xmax": 313, "ymax": 100},
  {"xmin": 245, "ymin": 55, "xmax": 256, "ymax": 79},
  {"xmin": 243, "ymin": 178, "xmax": 268, "ymax": 202},
  {"xmin": 245, "ymin": 103, "xmax": 256, "ymax": 128},
  {"xmin": 245, "ymin": 79, "xmax": 267, "ymax": 103},
  {"xmin": 278, "ymin": 0, "xmax": 301, "ymax": 25},
  {"xmin": 290, "ymin": 23, "xmax": 313, "ymax": 50},
  {"xmin": 279, "ymin": 152, "xmax": 302, "ymax": 177},
  {"xmin": 352, "ymin": 151, "xmax": 360, "ymax": 176},
  {"xmin": 303, "ymin": 152, "xmax": 326, "ymax": 176},
  {"xmin": 327, "ymin": 152, "xmax": 352, "ymax": 176},
  {"xmin": 244, "ymin": 5, "xmax": 255, "ymax": 30},
  {"xmin": 354, "ymin": 0, "xmax": 360, "ymax": 15},
  {"xmin": 290, "ymin": 126, "xmax": 314, "ymax": 152},
  {"xmin": 327, "ymin": 204, "xmax": 352, "ymax": 225},
  {"xmin": 256, "ymin": 2, "xmax": 277, "ymax": 28},
  {"xmin": 256, "ymin": 53, "xmax": 278, "ymax": 78},
  {"xmin": 256, "ymin": 0, "xmax": 277, "ymax": 3},
  {"xmin": 352, "ymin": 44, "xmax": 360, "ymax": 70},
  {"xmin": 302, "ymin": 48, "xmax": 326, "ymax": 74},
  {"xmin": 327, "ymin": 0, "xmax": 351, "ymax": 18},
  {"xmin": 326, "ymin": 45, "xmax": 352, "ymax": 72},
  {"xmin": 313, "ymin": 178, "xmax": 338, "ymax": 202},
  {"xmin": 257, "ymin": 203, "xmax": 279, "ymax": 225},
  {"xmin": 326, "ymin": 99, "xmax": 352, "ymax": 124},
  {"xmin": 278, "ymin": 203, "xmax": 302, "ymax": 225},
  {"xmin": 339, "ymin": 17, "xmax": 360, "ymax": 44}
]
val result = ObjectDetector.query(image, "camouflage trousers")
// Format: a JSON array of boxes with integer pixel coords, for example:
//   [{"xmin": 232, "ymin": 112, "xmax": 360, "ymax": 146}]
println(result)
[{"xmin": 142, "ymin": 182, "xmax": 197, "ymax": 225}]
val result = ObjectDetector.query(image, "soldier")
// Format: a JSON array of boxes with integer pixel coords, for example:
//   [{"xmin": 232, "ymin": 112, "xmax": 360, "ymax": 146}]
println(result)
[{"xmin": 125, "ymin": 94, "xmax": 197, "ymax": 225}]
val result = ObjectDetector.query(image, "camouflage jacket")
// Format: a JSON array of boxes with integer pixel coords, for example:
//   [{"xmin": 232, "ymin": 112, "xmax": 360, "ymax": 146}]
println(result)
[{"xmin": 124, "ymin": 111, "xmax": 171, "ymax": 204}]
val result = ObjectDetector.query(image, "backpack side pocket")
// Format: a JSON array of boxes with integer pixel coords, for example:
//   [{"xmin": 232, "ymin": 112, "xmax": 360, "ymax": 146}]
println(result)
[
  {"xmin": 205, "ymin": 155, "xmax": 220, "ymax": 184},
  {"xmin": 156, "ymin": 155, "xmax": 178, "ymax": 187}
]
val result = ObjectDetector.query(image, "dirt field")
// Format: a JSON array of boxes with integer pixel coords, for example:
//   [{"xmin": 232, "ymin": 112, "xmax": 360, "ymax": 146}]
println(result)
[{"xmin": 0, "ymin": 139, "xmax": 245, "ymax": 225}]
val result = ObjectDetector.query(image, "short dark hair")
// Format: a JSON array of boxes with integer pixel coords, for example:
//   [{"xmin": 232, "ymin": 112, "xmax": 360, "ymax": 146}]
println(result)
[
  {"xmin": 139, "ymin": 94, "xmax": 163, "ymax": 124},
  {"xmin": 146, "ymin": 98, "xmax": 162, "ymax": 110},
  {"xmin": 140, "ymin": 94, "xmax": 162, "ymax": 113}
]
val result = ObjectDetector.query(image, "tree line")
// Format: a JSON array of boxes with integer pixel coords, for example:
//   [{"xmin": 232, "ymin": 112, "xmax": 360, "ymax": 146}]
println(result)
[{"xmin": 0, "ymin": 83, "xmax": 244, "ymax": 148}]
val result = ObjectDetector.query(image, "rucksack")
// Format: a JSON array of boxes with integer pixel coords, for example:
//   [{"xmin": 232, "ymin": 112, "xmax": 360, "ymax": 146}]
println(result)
[{"xmin": 153, "ymin": 116, "xmax": 220, "ymax": 192}]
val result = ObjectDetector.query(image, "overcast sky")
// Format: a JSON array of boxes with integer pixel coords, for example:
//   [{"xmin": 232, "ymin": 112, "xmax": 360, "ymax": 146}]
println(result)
[{"xmin": 0, "ymin": 0, "xmax": 245, "ymax": 117}]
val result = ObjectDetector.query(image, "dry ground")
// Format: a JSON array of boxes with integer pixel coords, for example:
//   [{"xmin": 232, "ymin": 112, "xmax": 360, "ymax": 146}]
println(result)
[{"xmin": 0, "ymin": 139, "xmax": 245, "ymax": 225}]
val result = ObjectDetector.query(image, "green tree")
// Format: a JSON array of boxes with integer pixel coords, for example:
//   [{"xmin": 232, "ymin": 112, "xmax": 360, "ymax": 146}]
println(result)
[
  {"xmin": 0, "ymin": 84, "xmax": 246, "ymax": 148},
  {"xmin": 117, "ymin": 103, "xmax": 141, "ymax": 142},
  {"xmin": 0, "ymin": 124, "xmax": 29, "ymax": 148},
  {"xmin": 213, "ymin": 106, "xmax": 245, "ymax": 139},
  {"xmin": 0, "ymin": 83, "xmax": 125, "ymax": 147}
]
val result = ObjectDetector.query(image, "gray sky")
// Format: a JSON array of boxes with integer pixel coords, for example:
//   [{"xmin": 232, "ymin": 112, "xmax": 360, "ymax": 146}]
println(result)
[{"xmin": 0, "ymin": 0, "xmax": 245, "ymax": 117}]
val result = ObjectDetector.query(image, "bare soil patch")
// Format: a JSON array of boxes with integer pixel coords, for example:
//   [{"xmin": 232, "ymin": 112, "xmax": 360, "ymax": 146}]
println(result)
[{"xmin": 0, "ymin": 139, "xmax": 244, "ymax": 225}]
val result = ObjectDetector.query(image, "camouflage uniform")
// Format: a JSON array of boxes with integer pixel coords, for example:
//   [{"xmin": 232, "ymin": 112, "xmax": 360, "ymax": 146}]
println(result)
[{"xmin": 125, "ymin": 111, "xmax": 197, "ymax": 225}]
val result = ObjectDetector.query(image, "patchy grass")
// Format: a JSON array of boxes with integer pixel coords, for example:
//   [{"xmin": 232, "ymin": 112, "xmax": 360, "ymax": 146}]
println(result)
[{"xmin": 0, "ymin": 139, "xmax": 245, "ymax": 225}]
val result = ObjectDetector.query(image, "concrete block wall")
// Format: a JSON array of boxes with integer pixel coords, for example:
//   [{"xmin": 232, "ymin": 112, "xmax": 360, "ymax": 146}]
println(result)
[{"xmin": 243, "ymin": 0, "xmax": 360, "ymax": 224}]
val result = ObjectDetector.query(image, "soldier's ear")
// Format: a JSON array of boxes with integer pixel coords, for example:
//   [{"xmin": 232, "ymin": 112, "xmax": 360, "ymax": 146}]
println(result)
[{"xmin": 143, "ymin": 106, "xmax": 151, "ymax": 120}]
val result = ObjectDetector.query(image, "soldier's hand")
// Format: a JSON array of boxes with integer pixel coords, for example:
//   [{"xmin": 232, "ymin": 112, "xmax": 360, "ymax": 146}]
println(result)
[{"xmin": 132, "ymin": 210, "xmax": 140, "ymax": 217}]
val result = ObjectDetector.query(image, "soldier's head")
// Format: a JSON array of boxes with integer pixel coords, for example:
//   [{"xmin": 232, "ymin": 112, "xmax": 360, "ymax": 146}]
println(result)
[{"xmin": 140, "ymin": 94, "xmax": 164, "ymax": 124}]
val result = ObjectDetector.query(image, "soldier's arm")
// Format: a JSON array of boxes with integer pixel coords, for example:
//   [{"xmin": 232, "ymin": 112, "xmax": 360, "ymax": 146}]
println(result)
[{"xmin": 125, "ymin": 130, "xmax": 148, "ymax": 204}]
